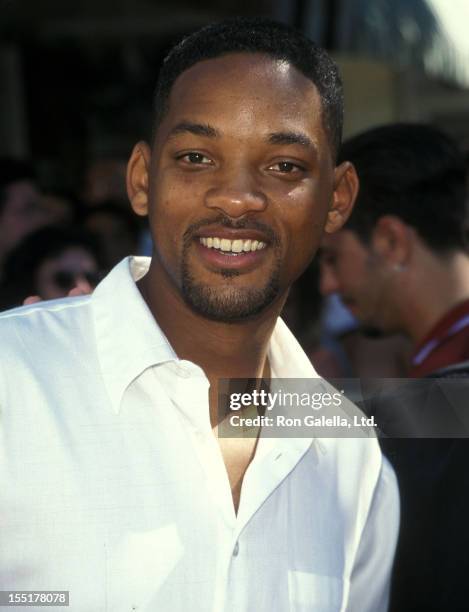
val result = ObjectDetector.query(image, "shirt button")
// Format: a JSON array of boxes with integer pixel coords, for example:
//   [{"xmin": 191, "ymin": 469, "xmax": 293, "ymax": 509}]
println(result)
[{"xmin": 233, "ymin": 541, "xmax": 239, "ymax": 557}]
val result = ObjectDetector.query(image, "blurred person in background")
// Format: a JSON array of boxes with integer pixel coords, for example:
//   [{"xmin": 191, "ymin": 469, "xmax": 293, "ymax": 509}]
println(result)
[
  {"xmin": 0, "ymin": 158, "xmax": 49, "ymax": 281},
  {"xmin": 82, "ymin": 157, "xmax": 128, "ymax": 208},
  {"xmin": 280, "ymin": 260, "xmax": 322, "ymax": 347},
  {"xmin": 314, "ymin": 293, "xmax": 411, "ymax": 379},
  {"xmin": 466, "ymin": 150, "xmax": 469, "ymax": 229},
  {"xmin": 83, "ymin": 201, "xmax": 140, "ymax": 268},
  {"xmin": 281, "ymin": 262, "xmax": 358, "ymax": 378},
  {"xmin": 320, "ymin": 123, "xmax": 469, "ymax": 378},
  {"xmin": 320, "ymin": 122, "xmax": 469, "ymax": 612},
  {"xmin": 0, "ymin": 225, "xmax": 102, "ymax": 309},
  {"xmin": 40, "ymin": 190, "xmax": 80, "ymax": 227}
]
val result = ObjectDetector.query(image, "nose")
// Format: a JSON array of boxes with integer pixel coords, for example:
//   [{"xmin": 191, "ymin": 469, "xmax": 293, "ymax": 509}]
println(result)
[
  {"xmin": 319, "ymin": 262, "xmax": 340, "ymax": 296},
  {"xmin": 205, "ymin": 167, "xmax": 267, "ymax": 218}
]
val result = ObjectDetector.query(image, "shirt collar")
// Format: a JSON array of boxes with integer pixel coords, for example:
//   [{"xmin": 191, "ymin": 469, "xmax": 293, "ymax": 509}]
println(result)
[
  {"xmin": 268, "ymin": 317, "xmax": 319, "ymax": 378},
  {"xmin": 92, "ymin": 256, "xmax": 319, "ymax": 413},
  {"xmin": 92, "ymin": 256, "xmax": 177, "ymax": 413}
]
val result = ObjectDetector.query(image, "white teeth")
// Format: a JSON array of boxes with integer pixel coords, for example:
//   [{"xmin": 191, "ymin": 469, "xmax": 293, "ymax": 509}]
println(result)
[
  {"xmin": 199, "ymin": 237, "xmax": 266, "ymax": 253},
  {"xmin": 232, "ymin": 239, "xmax": 243, "ymax": 253}
]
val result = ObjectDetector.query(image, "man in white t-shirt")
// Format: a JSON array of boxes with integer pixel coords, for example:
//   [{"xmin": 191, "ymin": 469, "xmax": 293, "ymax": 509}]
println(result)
[{"xmin": 0, "ymin": 18, "xmax": 399, "ymax": 612}]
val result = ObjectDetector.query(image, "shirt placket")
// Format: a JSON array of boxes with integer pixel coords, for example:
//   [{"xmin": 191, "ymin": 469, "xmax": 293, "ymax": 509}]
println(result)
[{"xmin": 171, "ymin": 363, "xmax": 239, "ymax": 612}]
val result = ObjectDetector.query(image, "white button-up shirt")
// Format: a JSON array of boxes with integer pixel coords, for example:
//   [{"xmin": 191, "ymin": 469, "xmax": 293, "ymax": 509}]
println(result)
[{"xmin": 0, "ymin": 257, "xmax": 399, "ymax": 612}]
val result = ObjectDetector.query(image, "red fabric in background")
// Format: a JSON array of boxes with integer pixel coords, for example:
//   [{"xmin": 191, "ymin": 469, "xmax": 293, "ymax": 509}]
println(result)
[{"xmin": 409, "ymin": 299, "xmax": 469, "ymax": 377}]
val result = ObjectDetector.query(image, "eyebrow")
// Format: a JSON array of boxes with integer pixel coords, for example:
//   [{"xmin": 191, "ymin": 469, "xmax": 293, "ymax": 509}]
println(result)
[
  {"xmin": 168, "ymin": 121, "xmax": 220, "ymax": 139},
  {"xmin": 267, "ymin": 131, "xmax": 317, "ymax": 153},
  {"xmin": 167, "ymin": 122, "xmax": 317, "ymax": 155}
]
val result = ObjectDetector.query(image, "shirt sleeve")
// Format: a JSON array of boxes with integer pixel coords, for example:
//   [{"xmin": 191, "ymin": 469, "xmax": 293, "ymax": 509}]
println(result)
[{"xmin": 346, "ymin": 456, "xmax": 400, "ymax": 612}]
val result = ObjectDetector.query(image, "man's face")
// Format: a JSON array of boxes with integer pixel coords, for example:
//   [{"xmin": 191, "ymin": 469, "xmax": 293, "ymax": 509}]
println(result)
[
  {"xmin": 131, "ymin": 53, "xmax": 354, "ymax": 322},
  {"xmin": 319, "ymin": 229, "xmax": 394, "ymax": 330}
]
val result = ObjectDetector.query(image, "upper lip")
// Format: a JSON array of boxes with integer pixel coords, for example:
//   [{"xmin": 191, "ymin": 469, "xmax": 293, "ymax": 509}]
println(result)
[{"xmin": 195, "ymin": 227, "xmax": 271, "ymax": 243}]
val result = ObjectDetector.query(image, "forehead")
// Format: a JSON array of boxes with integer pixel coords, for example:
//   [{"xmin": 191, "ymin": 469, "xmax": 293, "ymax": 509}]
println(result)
[{"xmin": 158, "ymin": 53, "xmax": 329, "ymax": 153}]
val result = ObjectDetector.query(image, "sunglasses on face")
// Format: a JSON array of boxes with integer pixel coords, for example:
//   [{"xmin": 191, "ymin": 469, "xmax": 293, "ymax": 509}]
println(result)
[{"xmin": 52, "ymin": 270, "xmax": 104, "ymax": 291}]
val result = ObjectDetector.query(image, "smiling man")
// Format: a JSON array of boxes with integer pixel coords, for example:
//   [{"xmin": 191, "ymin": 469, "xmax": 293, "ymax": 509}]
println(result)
[{"xmin": 0, "ymin": 19, "xmax": 398, "ymax": 612}]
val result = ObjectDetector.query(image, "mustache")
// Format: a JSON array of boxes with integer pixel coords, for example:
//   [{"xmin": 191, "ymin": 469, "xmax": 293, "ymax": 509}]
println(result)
[{"xmin": 183, "ymin": 215, "xmax": 281, "ymax": 248}]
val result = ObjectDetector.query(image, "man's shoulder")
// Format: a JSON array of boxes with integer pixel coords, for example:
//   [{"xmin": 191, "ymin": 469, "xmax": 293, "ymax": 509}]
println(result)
[
  {"xmin": 0, "ymin": 296, "xmax": 94, "ymax": 369},
  {"xmin": 0, "ymin": 294, "xmax": 92, "ymax": 327}
]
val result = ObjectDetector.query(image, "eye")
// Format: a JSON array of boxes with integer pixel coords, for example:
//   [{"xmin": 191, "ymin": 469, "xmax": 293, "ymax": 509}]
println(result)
[
  {"xmin": 177, "ymin": 152, "xmax": 213, "ymax": 165},
  {"xmin": 268, "ymin": 161, "xmax": 305, "ymax": 174}
]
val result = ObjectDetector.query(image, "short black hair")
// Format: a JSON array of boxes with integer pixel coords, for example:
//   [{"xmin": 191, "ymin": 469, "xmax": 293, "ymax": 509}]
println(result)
[
  {"xmin": 340, "ymin": 123, "xmax": 468, "ymax": 252},
  {"xmin": 0, "ymin": 158, "xmax": 36, "ymax": 214},
  {"xmin": 153, "ymin": 17, "xmax": 343, "ymax": 158}
]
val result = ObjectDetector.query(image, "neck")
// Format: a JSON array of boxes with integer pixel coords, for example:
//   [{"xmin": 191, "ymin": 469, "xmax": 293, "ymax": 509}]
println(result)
[
  {"xmin": 139, "ymin": 259, "xmax": 288, "ymax": 422},
  {"xmin": 399, "ymin": 251, "xmax": 469, "ymax": 345}
]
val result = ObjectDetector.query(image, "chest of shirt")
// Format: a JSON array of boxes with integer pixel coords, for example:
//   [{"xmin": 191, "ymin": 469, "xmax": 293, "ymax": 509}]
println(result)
[{"xmin": 1, "ymin": 366, "xmax": 352, "ymax": 611}]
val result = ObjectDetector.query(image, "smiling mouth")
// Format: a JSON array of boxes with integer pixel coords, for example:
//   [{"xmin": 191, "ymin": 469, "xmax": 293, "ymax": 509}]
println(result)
[{"xmin": 199, "ymin": 236, "xmax": 267, "ymax": 255}]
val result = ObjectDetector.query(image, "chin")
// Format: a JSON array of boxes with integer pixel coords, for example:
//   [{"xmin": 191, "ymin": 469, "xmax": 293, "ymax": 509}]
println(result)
[
  {"xmin": 180, "ymin": 253, "xmax": 283, "ymax": 323},
  {"xmin": 181, "ymin": 279, "xmax": 281, "ymax": 323}
]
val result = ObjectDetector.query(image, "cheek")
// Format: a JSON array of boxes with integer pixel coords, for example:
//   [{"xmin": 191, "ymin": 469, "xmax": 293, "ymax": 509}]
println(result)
[
  {"xmin": 149, "ymin": 180, "xmax": 187, "ymax": 246},
  {"xmin": 349, "ymin": 263, "xmax": 381, "ymax": 305},
  {"xmin": 278, "ymin": 189, "xmax": 330, "ymax": 269},
  {"xmin": 345, "ymin": 262, "xmax": 369, "ymax": 292},
  {"xmin": 276, "ymin": 218, "xmax": 326, "ymax": 290},
  {"xmin": 150, "ymin": 205, "xmax": 180, "ymax": 264},
  {"xmin": 149, "ymin": 177, "xmax": 207, "ymax": 273},
  {"xmin": 151, "ymin": 171, "xmax": 204, "ymax": 224}
]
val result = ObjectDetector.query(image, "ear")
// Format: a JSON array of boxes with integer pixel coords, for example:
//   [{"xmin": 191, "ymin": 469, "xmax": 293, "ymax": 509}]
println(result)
[
  {"xmin": 127, "ymin": 141, "xmax": 151, "ymax": 217},
  {"xmin": 371, "ymin": 215, "xmax": 413, "ymax": 265},
  {"xmin": 324, "ymin": 161, "xmax": 359, "ymax": 234}
]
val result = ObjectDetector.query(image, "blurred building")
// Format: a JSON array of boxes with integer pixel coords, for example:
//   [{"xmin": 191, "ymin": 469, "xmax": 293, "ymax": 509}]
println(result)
[{"xmin": 1, "ymin": 0, "xmax": 469, "ymax": 192}]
